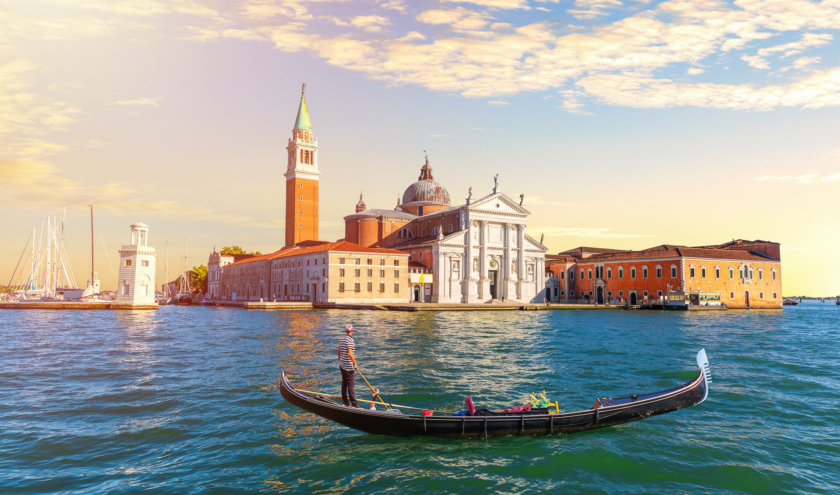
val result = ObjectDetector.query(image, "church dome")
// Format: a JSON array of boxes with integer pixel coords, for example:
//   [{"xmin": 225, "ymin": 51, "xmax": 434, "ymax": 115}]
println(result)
[{"xmin": 401, "ymin": 158, "xmax": 450, "ymax": 207}]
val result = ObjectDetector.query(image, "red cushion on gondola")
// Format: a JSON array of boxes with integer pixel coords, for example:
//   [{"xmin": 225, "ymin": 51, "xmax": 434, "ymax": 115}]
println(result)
[{"xmin": 465, "ymin": 397, "xmax": 475, "ymax": 416}]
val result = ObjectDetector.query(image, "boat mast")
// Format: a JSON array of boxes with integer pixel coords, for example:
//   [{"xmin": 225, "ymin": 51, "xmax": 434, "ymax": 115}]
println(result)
[
  {"xmin": 90, "ymin": 205, "xmax": 95, "ymax": 293},
  {"xmin": 164, "ymin": 240, "xmax": 169, "ymax": 297}
]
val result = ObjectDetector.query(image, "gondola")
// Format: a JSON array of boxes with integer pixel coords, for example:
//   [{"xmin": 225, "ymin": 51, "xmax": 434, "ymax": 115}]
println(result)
[{"xmin": 279, "ymin": 349, "xmax": 712, "ymax": 438}]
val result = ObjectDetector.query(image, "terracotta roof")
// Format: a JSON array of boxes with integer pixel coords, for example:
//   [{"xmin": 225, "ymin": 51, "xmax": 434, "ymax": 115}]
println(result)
[
  {"xmin": 577, "ymin": 244, "xmax": 775, "ymax": 263},
  {"xmin": 229, "ymin": 240, "xmax": 407, "ymax": 266},
  {"xmin": 559, "ymin": 246, "xmax": 628, "ymax": 257},
  {"xmin": 344, "ymin": 208, "xmax": 417, "ymax": 221}
]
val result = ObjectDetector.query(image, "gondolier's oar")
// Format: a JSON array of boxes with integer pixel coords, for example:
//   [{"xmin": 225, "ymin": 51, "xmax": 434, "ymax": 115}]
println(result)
[
  {"xmin": 355, "ymin": 367, "xmax": 389, "ymax": 410},
  {"xmin": 294, "ymin": 388, "xmax": 452, "ymax": 414}
]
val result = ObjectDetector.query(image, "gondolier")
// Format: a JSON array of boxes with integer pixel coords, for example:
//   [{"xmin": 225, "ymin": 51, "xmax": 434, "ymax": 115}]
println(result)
[{"xmin": 337, "ymin": 324, "xmax": 359, "ymax": 407}]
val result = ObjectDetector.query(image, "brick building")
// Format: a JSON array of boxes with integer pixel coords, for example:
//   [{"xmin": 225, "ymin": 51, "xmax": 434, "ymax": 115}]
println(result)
[{"xmin": 544, "ymin": 240, "xmax": 782, "ymax": 309}]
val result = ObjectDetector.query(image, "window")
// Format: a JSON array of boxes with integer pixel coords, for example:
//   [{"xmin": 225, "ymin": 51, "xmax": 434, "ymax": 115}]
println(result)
[
  {"xmin": 394, "ymin": 283, "xmax": 400, "ymax": 293},
  {"xmin": 367, "ymin": 282, "xmax": 373, "ymax": 292},
  {"xmin": 643, "ymin": 290, "xmax": 649, "ymax": 298},
  {"xmin": 340, "ymin": 257, "xmax": 345, "ymax": 264},
  {"xmin": 379, "ymin": 283, "xmax": 385, "ymax": 292},
  {"xmin": 380, "ymin": 269, "xmax": 385, "ymax": 277},
  {"xmin": 729, "ymin": 267, "xmax": 734, "ymax": 279},
  {"xmin": 141, "ymin": 260, "xmax": 148, "ymax": 267},
  {"xmin": 690, "ymin": 266, "xmax": 695, "ymax": 278},
  {"xmin": 380, "ymin": 258, "xmax": 385, "ymax": 265},
  {"xmin": 759, "ymin": 292, "xmax": 764, "ymax": 299},
  {"xmin": 355, "ymin": 269, "xmax": 361, "ymax": 277},
  {"xmin": 306, "ymin": 260, "xmax": 310, "ymax": 266},
  {"xmin": 588, "ymin": 269, "xmax": 592, "ymax": 280},
  {"xmin": 607, "ymin": 291, "xmax": 612, "ymax": 298},
  {"xmin": 367, "ymin": 258, "xmax": 373, "ymax": 265},
  {"xmin": 394, "ymin": 270, "xmax": 399, "ymax": 277},
  {"xmin": 125, "ymin": 259, "xmax": 132, "ymax": 266},
  {"xmin": 569, "ymin": 270, "xmax": 574, "ymax": 280},
  {"xmin": 642, "ymin": 266, "xmax": 648, "ymax": 279},
  {"xmin": 367, "ymin": 269, "xmax": 373, "ymax": 276},
  {"xmin": 715, "ymin": 266, "xmax": 720, "ymax": 279},
  {"xmin": 758, "ymin": 268, "xmax": 763, "ymax": 280},
  {"xmin": 339, "ymin": 283, "xmax": 345, "ymax": 292},
  {"xmin": 657, "ymin": 290, "xmax": 662, "ymax": 297},
  {"xmin": 671, "ymin": 265, "xmax": 677, "ymax": 278},
  {"xmin": 730, "ymin": 291, "xmax": 734, "ymax": 299},
  {"xmin": 354, "ymin": 283, "xmax": 361, "ymax": 292},
  {"xmin": 655, "ymin": 266, "xmax": 661, "ymax": 278},
  {"xmin": 560, "ymin": 290, "xmax": 565, "ymax": 296},
  {"xmin": 580, "ymin": 269, "xmax": 585, "ymax": 279},
  {"xmin": 631, "ymin": 267, "xmax": 636, "ymax": 279},
  {"xmin": 701, "ymin": 266, "xmax": 706, "ymax": 278},
  {"xmin": 607, "ymin": 268, "xmax": 612, "ymax": 279},
  {"xmin": 773, "ymin": 292, "xmax": 777, "ymax": 299},
  {"xmin": 355, "ymin": 258, "xmax": 361, "ymax": 265},
  {"xmin": 322, "ymin": 283, "xmax": 325, "ymax": 292},
  {"xmin": 339, "ymin": 268, "xmax": 345, "ymax": 277},
  {"xmin": 619, "ymin": 290, "xmax": 624, "ymax": 297},
  {"xmin": 749, "ymin": 268, "xmax": 753, "ymax": 279},
  {"xmin": 618, "ymin": 267, "xmax": 623, "ymax": 279},
  {"xmin": 570, "ymin": 290, "xmax": 575, "ymax": 296},
  {"xmin": 394, "ymin": 260, "xmax": 400, "ymax": 266}
]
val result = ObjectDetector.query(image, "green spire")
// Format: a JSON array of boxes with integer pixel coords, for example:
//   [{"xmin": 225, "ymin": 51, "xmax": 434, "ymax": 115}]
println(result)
[{"xmin": 294, "ymin": 83, "xmax": 312, "ymax": 131}]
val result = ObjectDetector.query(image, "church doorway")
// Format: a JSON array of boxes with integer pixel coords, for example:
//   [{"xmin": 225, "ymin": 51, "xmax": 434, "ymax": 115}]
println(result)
[
  {"xmin": 413, "ymin": 285, "xmax": 421, "ymax": 302},
  {"xmin": 312, "ymin": 283, "xmax": 317, "ymax": 302},
  {"xmin": 489, "ymin": 270, "xmax": 499, "ymax": 299},
  {"xmin": 596, "ymin": 287, "xmax": 604, "ymax": 304},
  {"xmin": 629, "ymin": 292, "xmax": 637, "ymax": 305}
]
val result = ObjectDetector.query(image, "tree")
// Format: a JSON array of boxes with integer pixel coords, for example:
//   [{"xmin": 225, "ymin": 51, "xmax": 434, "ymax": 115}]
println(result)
[
  {"xmin": 221, "ymin": 245, "xmax": 262, "ymax": 256},
  {"xmin": 190, "ymin": 264, "xmax": 208, "ymax": 293},
  {"xmin": 220, "ymin": 246, "xmax": 246, "ymax": 255}
]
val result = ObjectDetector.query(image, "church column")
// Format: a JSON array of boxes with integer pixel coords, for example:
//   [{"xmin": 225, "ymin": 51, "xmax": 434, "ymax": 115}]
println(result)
[
  {"xmin": 503, "ymin": 223, "xmax": 512, "ymax": 299},
  {"xmin": 464, "ymin": 221, "xmax": 474, "ymax": 303},
  {"xmin": 432, "ymin": 246, "xmax": 441, "ymax": 303},
  {"xmin": 517, "ymin": 224, "xmax": 525, "ymax": 300},
  {"xmin": 479, "ymin": 220, "xmax": 487, "ymax": 299}
]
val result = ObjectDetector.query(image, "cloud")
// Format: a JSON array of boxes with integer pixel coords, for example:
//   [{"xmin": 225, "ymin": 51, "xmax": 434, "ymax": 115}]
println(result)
[
  {"xmin": 741, "ymin": 33, "xmax": 832, "ymax": 70},
  {"xmin": 569, "ymin": 0, "xmax": 623, "ymax": 20},
  {"xmin": 534, "ymin": 226, "xmax": 652, "ymax": 238},
  {"xmin": 754, "ymin": 173, "xmax": 840, "ymax": 183},
  {"xmin": 576, "ymin": 68, "xmax": 840, "ymax": 110},
  {"xmin": 0, "ymin": 158, "xmax": 279, "ymax": 227},
  {"xmin": 111, "ymin": 97, "xmax": 161, "ymax": 107},
  {"xmin": 486, "ymin": 99, "xmax": 509, "ymax": 105},
  {"xmin": 441, "ymin": 0, "xmax": 531, "ymax": 9},
  {"xmin": 351, "ymin": 15, "xmax": 391, "ymax": 33}
]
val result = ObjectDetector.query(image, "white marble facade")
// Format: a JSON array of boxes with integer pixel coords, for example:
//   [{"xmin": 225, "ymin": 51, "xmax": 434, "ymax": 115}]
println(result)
[{"xmin": 430, "ymin": 192, "xmax": 546, "ymax": 303}]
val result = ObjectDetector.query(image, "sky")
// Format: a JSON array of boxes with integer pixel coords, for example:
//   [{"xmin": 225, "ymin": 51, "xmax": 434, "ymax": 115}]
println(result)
[{"xmin": 1, "ymin": 0, "xmax": 839, "ymax": 296}]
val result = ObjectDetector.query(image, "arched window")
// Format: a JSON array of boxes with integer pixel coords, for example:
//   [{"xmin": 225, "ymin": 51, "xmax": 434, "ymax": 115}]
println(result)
[
  {"xmin": 631, "ymin": 267, "xmax": 636, "ymax": 279},
  {"xmin": 642, "ymin": 265, "xmax": 648, "ymax": 278}
]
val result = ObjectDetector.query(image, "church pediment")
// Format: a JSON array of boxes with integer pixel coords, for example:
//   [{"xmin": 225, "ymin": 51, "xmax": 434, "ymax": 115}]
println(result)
[
  {"xmin": 524, "ymin": 234, "xmax": 548, "ymax": 252},
  {"xmin": 468, "ymin": 192, "xmax": 530, "ymax": 216}
]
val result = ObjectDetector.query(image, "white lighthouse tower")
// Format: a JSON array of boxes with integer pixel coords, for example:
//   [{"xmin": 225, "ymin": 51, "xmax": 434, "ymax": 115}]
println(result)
[{"xmin": 116, "ymin": 222, "xmax": 157, "ymax": 307}]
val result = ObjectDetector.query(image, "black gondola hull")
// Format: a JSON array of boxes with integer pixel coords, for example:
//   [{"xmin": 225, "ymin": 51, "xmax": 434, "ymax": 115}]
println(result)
[{"xmin": 280, "ymin": 350, "xmax": 710, "ymax": 438}]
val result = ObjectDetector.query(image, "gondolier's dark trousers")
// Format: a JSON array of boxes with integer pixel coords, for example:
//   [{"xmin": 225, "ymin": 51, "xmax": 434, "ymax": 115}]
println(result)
[{"xmin": 340, "ymin": 368, "xmax": 359, "ymax": 407}]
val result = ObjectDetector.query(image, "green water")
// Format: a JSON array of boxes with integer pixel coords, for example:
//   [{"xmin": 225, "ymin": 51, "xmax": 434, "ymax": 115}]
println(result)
[{"xmin": 1, "ymin": 302, "xmax": 837, "ymax": 493}]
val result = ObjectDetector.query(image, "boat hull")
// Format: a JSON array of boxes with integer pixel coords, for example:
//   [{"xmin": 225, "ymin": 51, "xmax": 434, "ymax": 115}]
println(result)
[{"xmin": 279, "ymin": 352, "xmax": 710, "ymax": 438}]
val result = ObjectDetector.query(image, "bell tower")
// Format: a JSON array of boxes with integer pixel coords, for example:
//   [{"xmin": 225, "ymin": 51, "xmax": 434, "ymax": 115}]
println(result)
[{"xmin": 285, "ymin": 83, "xmax": 320, "ymax": 246}]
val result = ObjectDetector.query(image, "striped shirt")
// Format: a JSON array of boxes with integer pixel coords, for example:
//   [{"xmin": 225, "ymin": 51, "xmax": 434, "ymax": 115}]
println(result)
[{"xmin": 338, "ymin": 335, "xmax": 355, "ymax": 371}]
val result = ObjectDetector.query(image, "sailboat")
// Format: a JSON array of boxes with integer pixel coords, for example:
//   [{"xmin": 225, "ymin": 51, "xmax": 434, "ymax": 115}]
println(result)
[
  {"xmin": 173, "ymin": 239, "xmax": 193, "ymax": 305},
  {"xmin": 80, "ymin": 206, "xmax": 102, "ymax": 300},
  {"xmin": 158, "ymin": 241, "xmax": 173, "ymax": 305},
  {"xmin": 6, "ymin": 210, "xmax": 83, "ymax": 301}
]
